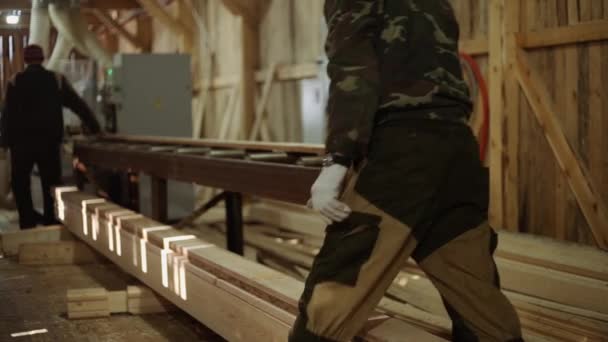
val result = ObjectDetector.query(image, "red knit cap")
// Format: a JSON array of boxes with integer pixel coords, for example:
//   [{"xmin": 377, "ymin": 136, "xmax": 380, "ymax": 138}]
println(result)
[{"xmin": 24, "ymin": 44, "xmax": 44, "ymax": 64}]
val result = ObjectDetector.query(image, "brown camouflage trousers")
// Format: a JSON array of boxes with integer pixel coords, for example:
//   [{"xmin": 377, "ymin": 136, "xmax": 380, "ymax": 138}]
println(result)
[{"xmin": 289, "ymin": 120, "xmax": 523, "ymax": 342}]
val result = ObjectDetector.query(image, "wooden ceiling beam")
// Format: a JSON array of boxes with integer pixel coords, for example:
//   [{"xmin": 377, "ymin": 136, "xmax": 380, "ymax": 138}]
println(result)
[
  {"xmin": 0, "ymin": 0, "xmax": 141, "ymax": 10},
  {"xmin": 88, "ymin": 9, "xmax": 144, "ymax": 50}
]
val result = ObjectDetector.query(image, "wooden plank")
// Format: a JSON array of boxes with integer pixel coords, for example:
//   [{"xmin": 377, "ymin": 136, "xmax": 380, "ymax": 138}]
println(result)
[
  {"xmin": 239, "ymin": 16, "xmax": 259, "ymax": 139},
  {"xmin": 488, "ymin": 0, "xmax": 505, "ymax": 229},
  {"xmin": 555, "ymin": 42, "xmax": 580, "ymax": 241},
  {"xmin": 505, "ymin": 290, "xmax": 608, "ymax": 323},
  {"xmin": 67, "ymin": 288, "xmax": 108, "ymax": 302},
  {"xmin": 210, "ymin": 63, "xmax": 320, "ymax": 89},
  {"xmin": 18, "ymin": 241, "xmax": 104, "ymax": 266},
  {"xmin": 258, "ymin": 0, "xmax": 294, "ymax": 142},
  {"xmin": 67, "ymin": 288, "xmax": 110, "ymax": 319},
  {"xmin": 248, "ymin": 201, "xmax": 325, "ymax": 238},
  {"xmin": 518, "ymin": 21, "xmax": 608, "ymax": 49},
  {"xmin": 101, "ymin": 134, "xmax": 325, "ymax": 155},
  {"xmin": 496, "ymin": 230, "xmax": 608, "ymax": 281},
  {"xmin": 249, "ymin": 63, "xmax": 277, "ymax": 140},
  {"xmin": 0, "ymin": 225, "xmax": 73, "ymax": 256},
  {"xmin": 12, "ymin": 33, "xmax": 23, "ymax": 73},
  {"xmin": 136, "ymin": 0, "xmax": 190, "ymax": 38},
  {"xmin": 216, "ymin": 279, "xmax": 295, "ymax": 325},
  {"xmin": 497, "ymin": 258, "xmax": 608, "ymax": 315},
  {"xmin": 567, "ymin": 0, "xmax": 580, "ymax": 24},
  {"xmin": 588, "ymin": 42, "xmax": 604, "ymax": 242},
  {"xmin": 377, "ymin": 298, "xmax": 451, "ymax": 338},
  {"xmin": 108, "ymin": 290, "xmax": 128, "ymax": 313},
  {"xmin": 74, "ymin": 142, "xmax": 321, "ymax": 205},
  {"xmin": 508, "ymin": 296, "xmax": 608, "ymax": 338},
  {"xmin": 503, "ymin": 0, "xmax": 521, "ymax": 232},
  {"xmin": 459, "ymin": 38, "xmax": 489, "ymax": 56},
  {"xmin": 514, "ymin": 47, "xmax": 608, "ymax": 248}
]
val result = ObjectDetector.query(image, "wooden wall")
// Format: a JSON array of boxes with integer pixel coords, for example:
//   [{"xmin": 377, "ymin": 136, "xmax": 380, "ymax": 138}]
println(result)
[
  {"xmin": 111, "ymin": 0, "xmax": 608, "ymax": 247},
  {"xmin": 520, "ymin": 1, "xmax": 607, "ymax": 245},
  {"xmin": 188, "ymin": 0, "xmax": 323, "ymax": 142},
  {"xmin": 448, "ymin": 0, "xmax": 608, "ymax": 247}
]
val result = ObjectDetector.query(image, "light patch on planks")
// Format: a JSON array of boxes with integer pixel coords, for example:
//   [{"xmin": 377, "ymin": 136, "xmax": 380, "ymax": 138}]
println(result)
[{"xmin": 10, "ymin": 329, "xmax": 49, "ymax": 337}]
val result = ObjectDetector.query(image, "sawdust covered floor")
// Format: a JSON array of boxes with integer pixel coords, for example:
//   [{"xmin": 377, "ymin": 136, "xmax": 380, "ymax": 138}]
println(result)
[{"xmin": 0, "ymin": 213, "xmax": 225, "ymax": 342}]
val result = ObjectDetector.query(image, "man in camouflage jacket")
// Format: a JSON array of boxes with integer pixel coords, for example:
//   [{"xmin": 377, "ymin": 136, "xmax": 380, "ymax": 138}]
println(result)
[{"xmin": 290, "ymin": 1, "xmax": 524, "ymax": 341}]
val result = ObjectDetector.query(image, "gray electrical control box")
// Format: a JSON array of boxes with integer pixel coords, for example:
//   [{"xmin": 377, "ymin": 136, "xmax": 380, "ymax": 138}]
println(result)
[
  {"xmin": 110, "ymin": 53, "xmax": 192, "ymax": 136},
  {"xmin": 109, "ymin": 53, "xmax": 194, "ymax": 219}
]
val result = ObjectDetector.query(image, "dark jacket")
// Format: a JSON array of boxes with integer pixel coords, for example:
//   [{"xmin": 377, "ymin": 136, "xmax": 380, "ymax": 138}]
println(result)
[
  {"xmin": 0, "ymin": 64, "xmax": 101, "ymax": 148},
  {"xmin": 324, "ymin": 0, "xmax": 471, "ymax": 164}
]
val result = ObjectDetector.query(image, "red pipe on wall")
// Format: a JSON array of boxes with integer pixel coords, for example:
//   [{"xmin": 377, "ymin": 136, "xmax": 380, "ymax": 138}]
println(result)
[{"xmin": 460, "ymin": 52, "xmax": 490, "ymax": 162}]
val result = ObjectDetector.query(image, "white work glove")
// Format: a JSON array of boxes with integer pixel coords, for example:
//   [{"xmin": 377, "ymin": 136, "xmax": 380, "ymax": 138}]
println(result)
[{"xmin": 308, "ymin": 164, "xmax": 352, "ymax": 224}]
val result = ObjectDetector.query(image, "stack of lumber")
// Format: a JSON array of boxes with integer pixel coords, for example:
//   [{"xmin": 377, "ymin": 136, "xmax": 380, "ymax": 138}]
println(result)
[
  {"xmin": 243, "ymin": 201, "xmax": 608, "ymax": 342},
  {"xmin": 0, "ymin": 225, "xmax": 74, "ymax": 256},
  {"xmin": 18, "ymin": 240, "xmax": 104, "ymax": 265},
  {"xmin": 54, "ymin": 187, "xmax": 447, "ymax": 342},
  {"xmin": 67, "ymin": 285, "xmax": 174, "ymax": 319}
]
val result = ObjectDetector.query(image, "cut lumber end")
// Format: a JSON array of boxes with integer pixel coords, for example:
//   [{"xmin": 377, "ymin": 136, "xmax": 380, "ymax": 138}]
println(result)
[{"xmin": 67, "ymin": 288, "xmax": 110, "ymax": 319}]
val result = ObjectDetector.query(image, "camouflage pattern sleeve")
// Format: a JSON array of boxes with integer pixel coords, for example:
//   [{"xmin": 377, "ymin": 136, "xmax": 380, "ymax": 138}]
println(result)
[
  {"xmin": 324, "ymin": 0, "xmax": 382, "ymax": 164},
  {"xmin": 377, "ymin": 1, "xmax": 471, "ymax": 120}
]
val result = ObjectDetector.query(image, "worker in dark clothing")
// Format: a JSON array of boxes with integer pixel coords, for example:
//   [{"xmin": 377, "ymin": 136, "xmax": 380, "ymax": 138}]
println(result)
[
  {"xmin": 0, "ymin": 44, "xmax": 101, "ymax": 229},
  {"xmin": 290, "ymin": 1, "xmax": 523, "ymax": 341}
]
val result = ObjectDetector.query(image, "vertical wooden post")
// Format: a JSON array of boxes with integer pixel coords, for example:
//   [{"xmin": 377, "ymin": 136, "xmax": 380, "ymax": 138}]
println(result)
[
  {"xmin": 503, "ymin": 0, "xmax": 521, "ymax": 232},
  {"xmin": 240, "ymin": 16, "xmax": 259, "ymax": 139},
  {"xmin": 13, "ymin": 33, "xmax": 24, "ymax": 73},
  {"xmin": 488, "ymin": 0, "xmax": 505, "ymax": 229},
  {"xmin": 150, "ymin": 176, "xmax": 168, "ymax": 223},
  {"xmin": 136, "ymin": 15, "xmax": 153, "ymax": 53},
  {"xmin": 555, "ymin": 1, "xmax": 580, "ymax": 240},
  {"xmin": 0, "ymin": 35, "xmax": 5, "ymax": 97},
  {"xmin": 2, "ymin": 35, "xmax": 12, "ymax": 94}
]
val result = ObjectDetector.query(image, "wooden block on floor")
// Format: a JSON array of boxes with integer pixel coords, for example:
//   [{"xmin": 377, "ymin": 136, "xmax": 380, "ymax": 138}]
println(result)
[
  {"xmin": 109, "ymin": 291, "xmax": 128, "ymax": 313},
  {"xmin": 18, "ymin": 241, "xmax": 105, "ymax": 265},
  {"xmin": 67, "ymin": 288, "xmax": 110, "ymax": 319},
  {"xmin": 0, "ymin": 225, "xmax": 73, "ymax": 256},
  {"xmin": 127, "ymin": 285, "xmax": 175, "ymax": 314}
]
